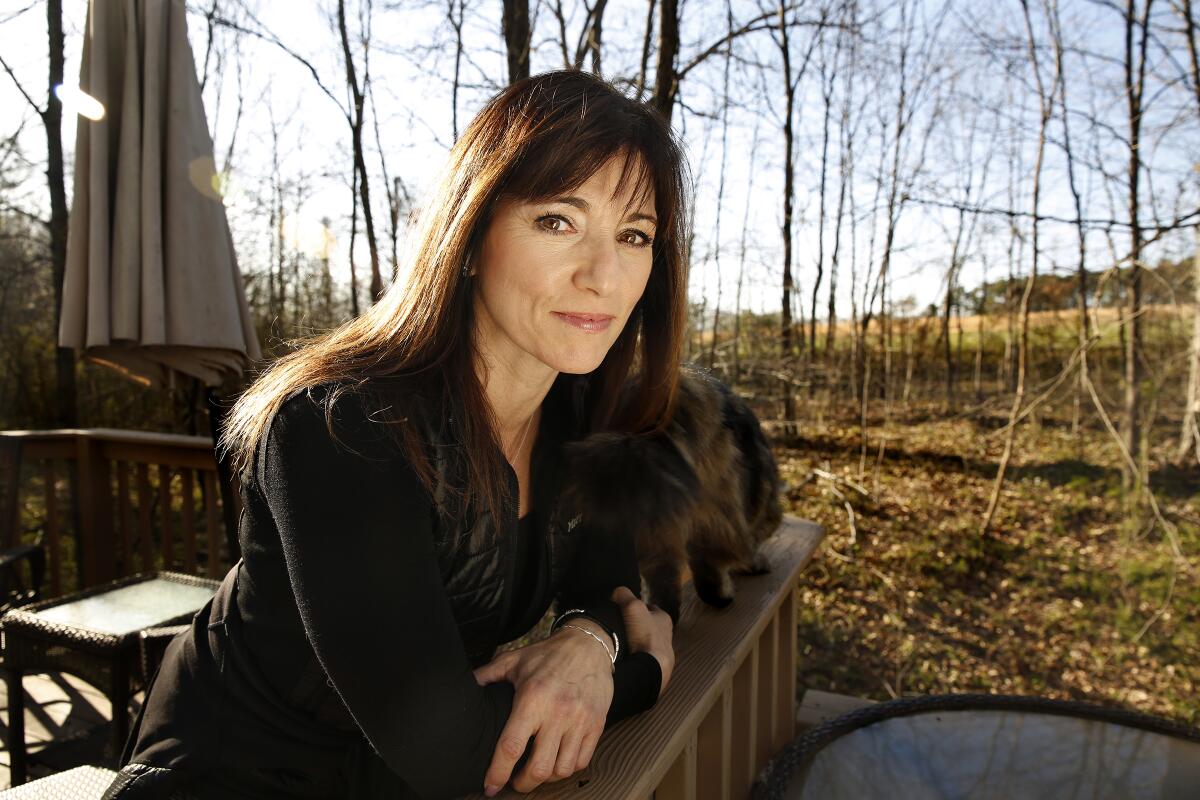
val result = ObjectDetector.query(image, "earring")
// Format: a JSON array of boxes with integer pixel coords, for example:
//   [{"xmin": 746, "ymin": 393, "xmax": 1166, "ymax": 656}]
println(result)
[{"xmin": 461, "ymin": 247, "xmax": 475, "ymax": 278}]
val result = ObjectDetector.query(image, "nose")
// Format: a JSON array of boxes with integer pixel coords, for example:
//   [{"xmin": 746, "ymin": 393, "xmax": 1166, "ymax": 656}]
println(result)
[{"xmin": 573, "ymin": 234, "xmax": 620, "ymax": 296}]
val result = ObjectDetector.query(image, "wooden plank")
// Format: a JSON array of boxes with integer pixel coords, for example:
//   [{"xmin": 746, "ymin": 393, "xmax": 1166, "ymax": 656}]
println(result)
[
  {"xmin": 203, "ymin": 471, "xmax": 221, "ymax": 577},
  {"xmin": 136, "ymin": 462, "xmax": 154, "ymax": 572},
  {"xmin": 103, "ymin": 441, "xmax": 217, "ymax": 471},
  {"xmin": 0, "ymin": 438, "xmax": 21, "ymax": 551},
  {"xmin": 655, "ymin": 731, "xmax": 696, "ymax": 800},
  {"xmin": 695, "ymin": 687, "xmax": 731, "ymax": 800},
  {"xmin": 181, "ymin": 469, "xmax": 197, "ymax": 574},
  {"xmin": 458, "ymin": 517, "xmax": 824, "ymax": 800},
  {"xmin": 74, "ymin": 435, "xmax": 115, "ymax": 587},
  {"xmin": 754, "ymin": 615, "xmax": 778, "ymax": 775},
  {"xmin": 158, "ymin": 465, "xmax": 174, "ymax": 571},
  {"xmin": 43, "ymin": 461, "xmax": 60, "ymax": 597},
  {"xmin": 116, "ymin": 463, "xmax": 133, "ymax": 577},
  {"xmin": 774, "ymin": 588, "xmax": 797, "ymax": 752},
  {"xmin": 3, "ymin": 428, "xmax": 213, "ymax": 450},
  {"xmin": 5, "ymin": 437, "xmax": 74, "ymax": 461},
  {"xmin": 729, "ymin": 643, "xmax": 758, "ymax": 794}
]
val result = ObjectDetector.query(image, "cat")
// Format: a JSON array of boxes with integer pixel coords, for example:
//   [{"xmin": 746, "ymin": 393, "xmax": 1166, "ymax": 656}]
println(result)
[{"xmin": 560, "ymin": 365, "xmax": 784, "ymax": 623}]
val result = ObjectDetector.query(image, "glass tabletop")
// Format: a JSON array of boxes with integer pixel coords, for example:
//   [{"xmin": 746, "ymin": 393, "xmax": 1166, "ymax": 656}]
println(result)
[
  {"xmin": 31, "ymin": 578, "xmax": 216, "ymax": 636},
  {"xmin": 787, "ymin": 710, "xmax": 1200, "ymax": 800}
]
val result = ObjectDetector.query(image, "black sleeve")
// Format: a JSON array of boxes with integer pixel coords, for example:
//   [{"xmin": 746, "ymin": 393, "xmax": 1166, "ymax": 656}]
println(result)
[
  {"xmin": 555, "ymin": 511, "xmax": 663, "ymax": 724},
  {"xmin": 258, "ymin": 390, "xmax": 514, "ymax": 800}
]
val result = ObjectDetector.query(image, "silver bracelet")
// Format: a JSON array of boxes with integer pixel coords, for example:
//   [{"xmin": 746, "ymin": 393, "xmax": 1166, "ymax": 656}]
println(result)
[
  {"xmin": 551, "ymin": 607, "xmax": 621, "ymax": 662},
  {"xmin": 557, "ymin": 623, "xmax": 617, "ymax": 670}
]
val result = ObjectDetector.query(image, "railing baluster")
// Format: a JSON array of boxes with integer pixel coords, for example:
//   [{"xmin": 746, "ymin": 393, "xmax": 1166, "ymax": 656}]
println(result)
[
  {"xmin": 136, "ymin": 462, "xmax": 154, "ymax": 572},
  {"xmin": 203, "ymin": 471, "xmax": 220, "ymax": 578},
  {"xmin": 43, "ymin": 460, "xmax": 60, "ymax": 597},
  {"xmin": 181, "ymin": 469, "xmax": 197, "ymax": 574},
  {"xmin": 1, "ymin": 438, "xmax": 21, "ymax": 551},
  {"xmin": 76, "ymin": 434, "xmax": 115, "ymax": 587},
  {"xmin": 774, "ymin": 588, "xmax": 798, "ymax": 752},
  {"xmin": 696, "ymin": 686, "xmax": 732, "ymax": 800},
  {"xmin": 755, "ymin": 615, "xmax": 778, "ymax": 775},
  {"xmin": 158, "ymin": 464, "xmax": 173, "ymax": 570},
  {"xmin": 731, "ymin": 642, "xmax": 759, "ymax": 794},
  {"xmin": 655, "ymin": 730, "xmax": 697, "ymax": 800},
  {"xmin": 116, "ymin": 462, "xmax": 133, "ymax": 577}
]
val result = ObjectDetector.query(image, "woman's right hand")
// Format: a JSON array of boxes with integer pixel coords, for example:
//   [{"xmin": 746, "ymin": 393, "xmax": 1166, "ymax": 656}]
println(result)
[{"xmin": 611, "ymin": 586, "xmax": 675, "ymax": 695}]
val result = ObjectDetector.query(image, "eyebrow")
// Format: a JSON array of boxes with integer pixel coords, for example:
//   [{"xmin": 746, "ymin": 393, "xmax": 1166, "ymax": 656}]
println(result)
[{"xmin": 553, "ymin": 195, "xmax": 658, "ymax": 226}]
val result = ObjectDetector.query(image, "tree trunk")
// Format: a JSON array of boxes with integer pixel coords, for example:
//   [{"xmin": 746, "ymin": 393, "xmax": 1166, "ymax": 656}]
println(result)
[
  {"xmin": 1122, "ymin": 0, "xmax": 1152, "ymax": 487},
  {"xmin": 1181, "ymin": 231, "xmax": 1200, "ymax": 463},
  {"xmin": 1176, "ymin": 0, "xmax": 1199, "ymax": 463},
  {"xmin": 778, "ymin": 0, "xmax": 797, "ymax": 424},
  {"xmin": 635, "ymin": 0, "xmax": 657, "ymax": 101},
  {"xmin": 651, "ymin": 0, "xmax": 679, "ymax": 123},
  {"xmin": 338, "ymin": 0, "xmax": 382, "ymax": 304},
  {"xmin": 503, "ymin": 0, "xmax": 531, "ymax": 83},
  {"xmin": 47, "ymin": 0, "xmax": 76, "ymax": 427},
  {"xmin": 982, "ymin": 0, "xmax": 1054, "ymax": 537},
  {"xmin": 708, "ymin": 0, "xmax": 733, "ymax": 370}
]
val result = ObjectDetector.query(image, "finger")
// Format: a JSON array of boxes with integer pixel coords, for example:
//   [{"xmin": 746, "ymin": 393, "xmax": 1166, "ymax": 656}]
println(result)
[
  {"xmin": 512, "ymin": 724, "xmax": 563, "ymax": 793},
  {"xmin": 574, "ymin": 728, "xmax": 599, "ymax": 772},
  {"xmin": 610, "ymin": 585, "xmax": 636, "ymax": 604},
  {"xmin": 473, "ymin": 654, "xmax": 514, "ymax": 686},
  {"xmin": 484, "ymin": 709, "xmax": 537, "ymax": 794},
  {"xmin": 553, "ymin": 726, "xmax": 585, "ymax": 780}
]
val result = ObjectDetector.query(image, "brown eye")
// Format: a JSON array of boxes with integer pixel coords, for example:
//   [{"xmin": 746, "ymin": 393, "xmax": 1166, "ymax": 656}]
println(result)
[
  {"xmin": 536, "ymin": 214, "xmax": 572, "ymax": 233},
  {"xmin": 621, "ymin": 229, "xmax": 653, "ymax": 247}
]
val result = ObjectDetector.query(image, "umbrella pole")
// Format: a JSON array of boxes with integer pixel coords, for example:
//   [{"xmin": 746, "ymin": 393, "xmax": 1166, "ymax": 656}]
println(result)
[{"xmin": 205, "ymin": 388, "xmax": 242, "ymax": 570}]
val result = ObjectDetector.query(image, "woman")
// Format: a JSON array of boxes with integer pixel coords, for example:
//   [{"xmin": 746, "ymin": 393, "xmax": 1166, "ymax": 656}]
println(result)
[{"xmin": 103, "ymin": 69, "xmax": 690, "ymax": 800}]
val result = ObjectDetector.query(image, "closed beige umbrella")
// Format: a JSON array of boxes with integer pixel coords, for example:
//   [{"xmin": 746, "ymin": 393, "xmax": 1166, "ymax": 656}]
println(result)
[{"xmin": 59, "ymin": 0, "xmax": 260, "ymax": 389}]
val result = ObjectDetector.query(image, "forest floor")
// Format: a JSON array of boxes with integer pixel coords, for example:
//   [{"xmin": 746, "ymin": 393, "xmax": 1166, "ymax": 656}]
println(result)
[{"xmin": 775, "ymin": 404, "xmax": 1200, "ymax": 726}]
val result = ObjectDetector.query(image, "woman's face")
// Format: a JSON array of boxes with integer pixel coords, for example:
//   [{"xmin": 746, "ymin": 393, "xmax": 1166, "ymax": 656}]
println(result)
[{"xmin": 472, "ymin": 155, "xmax": 657, "ymax": 380}]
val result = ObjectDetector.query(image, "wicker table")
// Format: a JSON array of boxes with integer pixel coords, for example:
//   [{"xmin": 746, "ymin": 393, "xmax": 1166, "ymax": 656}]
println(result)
[{"xmin": 0, "ymin": 572, "xmax": 219, "ymax": 786}]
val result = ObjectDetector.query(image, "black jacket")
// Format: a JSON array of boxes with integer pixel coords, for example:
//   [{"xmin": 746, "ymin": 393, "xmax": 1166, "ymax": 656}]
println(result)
[{"xmin": 104, "ymin": 373, "xmax": 661, "ymax": 800}]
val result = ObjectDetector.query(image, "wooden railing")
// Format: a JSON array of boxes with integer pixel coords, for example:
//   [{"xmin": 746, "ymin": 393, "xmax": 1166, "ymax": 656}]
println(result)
[
  {"xmin": 463, "ymin": 516, "xmax": 825, "ymax": 800},
  {"xmin": 0, "ymin": 429, "xmax": 239, "ymax": 595}
]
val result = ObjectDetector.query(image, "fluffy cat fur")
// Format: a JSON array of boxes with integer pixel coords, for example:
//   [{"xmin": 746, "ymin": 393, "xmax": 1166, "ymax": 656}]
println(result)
[{"xmin": 560, "ymin": 366, "xmax": 784, "ymax": 623}]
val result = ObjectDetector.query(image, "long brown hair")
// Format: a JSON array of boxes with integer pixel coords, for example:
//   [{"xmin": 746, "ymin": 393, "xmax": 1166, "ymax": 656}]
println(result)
[{"xmin": 222, "ymin": 70, "xmax": 692, "ymax": 522}]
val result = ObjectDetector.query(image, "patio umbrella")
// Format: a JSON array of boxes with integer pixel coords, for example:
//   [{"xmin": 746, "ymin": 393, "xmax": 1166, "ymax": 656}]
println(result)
[{"xmin": 59, "ymin": 0, "xmax": 260, "ymax": 390}]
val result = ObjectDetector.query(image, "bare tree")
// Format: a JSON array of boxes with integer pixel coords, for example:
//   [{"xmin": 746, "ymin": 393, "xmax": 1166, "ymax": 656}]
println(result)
[
  {"xmin": 1176, "ymin": 0, "xmax": 1200, "ymax": 463},
  {"xmin": 635, "ymin": 0, "xmax": 658, "ymax": 99},
  {"xmin": 771, "ymin": 0, "xmax": 823, "ymax": 422},
  {"xmin": 502, "ymin": 0, "xmax": 530, "ymax": 83},
  {"xmin": 1122, "ymin": 0, "xmax": 1153, "ymax": 486},
  {"xmin": 708, "ymin": 0, "xmax": 735, "ymax": 369},
  {"xmin": 577, "ymin": 0, "xmax": 611, "ymax": 74},
  {"xmin": 732, "ymin": 112, "xmax": 763, "ymax": 384},
  {"xmin": 652, "ymin": 0, "xmax": 680, "ymax": 121},
  {"xmin": 982, "ymin": 0, "xmax": 1060, "ymax": 536},
  {"xmin": 338, "ymin": 0, "xmax": 384, "ymax": 304},
  {"xmin": 810, "ymin": 8, "xmax": 844, "ymax": 366},
  {"xmin": 0, "ymin": 0, "xmax": 75, "ymax": 425}
]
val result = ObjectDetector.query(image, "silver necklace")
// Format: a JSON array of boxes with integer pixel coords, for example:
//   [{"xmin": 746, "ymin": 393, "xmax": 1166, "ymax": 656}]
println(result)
[{"xmin": 505, "ymin": 410, "xmax": 536, "ymax": 464}]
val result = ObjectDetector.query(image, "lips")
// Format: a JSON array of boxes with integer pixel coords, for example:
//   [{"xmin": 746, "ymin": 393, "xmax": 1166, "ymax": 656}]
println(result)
[{"xmin": 552, "ymin": 311, "xmax": 615, "ymax": 333}]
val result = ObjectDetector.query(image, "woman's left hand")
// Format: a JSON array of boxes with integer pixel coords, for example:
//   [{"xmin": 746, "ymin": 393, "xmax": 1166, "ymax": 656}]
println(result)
[{"xmin": 472, "ymin": 620, "xmax": 615, "ymax": 795}]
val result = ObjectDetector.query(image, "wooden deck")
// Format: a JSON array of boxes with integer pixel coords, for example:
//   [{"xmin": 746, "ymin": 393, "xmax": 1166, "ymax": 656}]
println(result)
[{"xmin": 0, "ymin": 672, "xmax": 141, "ymax": 788}]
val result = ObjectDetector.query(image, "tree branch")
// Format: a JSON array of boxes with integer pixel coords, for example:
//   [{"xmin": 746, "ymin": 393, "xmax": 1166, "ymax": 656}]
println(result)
[{"xmin": 0, "ymin": 53, "xmax": 44, "ymax": 119}]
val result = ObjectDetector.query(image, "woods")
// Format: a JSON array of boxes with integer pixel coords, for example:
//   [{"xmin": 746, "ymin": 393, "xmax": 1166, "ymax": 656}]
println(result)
[{"xmin": 1, "ymin": 0, "xmax": 1197, "ymax": 721}]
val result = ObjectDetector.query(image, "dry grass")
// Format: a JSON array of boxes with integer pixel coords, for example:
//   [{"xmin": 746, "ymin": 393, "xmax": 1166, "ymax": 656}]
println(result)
[{"xmin": 777, "ymin": 407, "xmax": 1199, "ymax": 724}]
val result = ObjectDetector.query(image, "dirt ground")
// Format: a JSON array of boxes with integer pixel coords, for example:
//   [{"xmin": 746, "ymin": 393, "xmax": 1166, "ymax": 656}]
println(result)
[{"xmin": 775, "ymin": 408, "xmax": 1199, "ymax": 725}]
